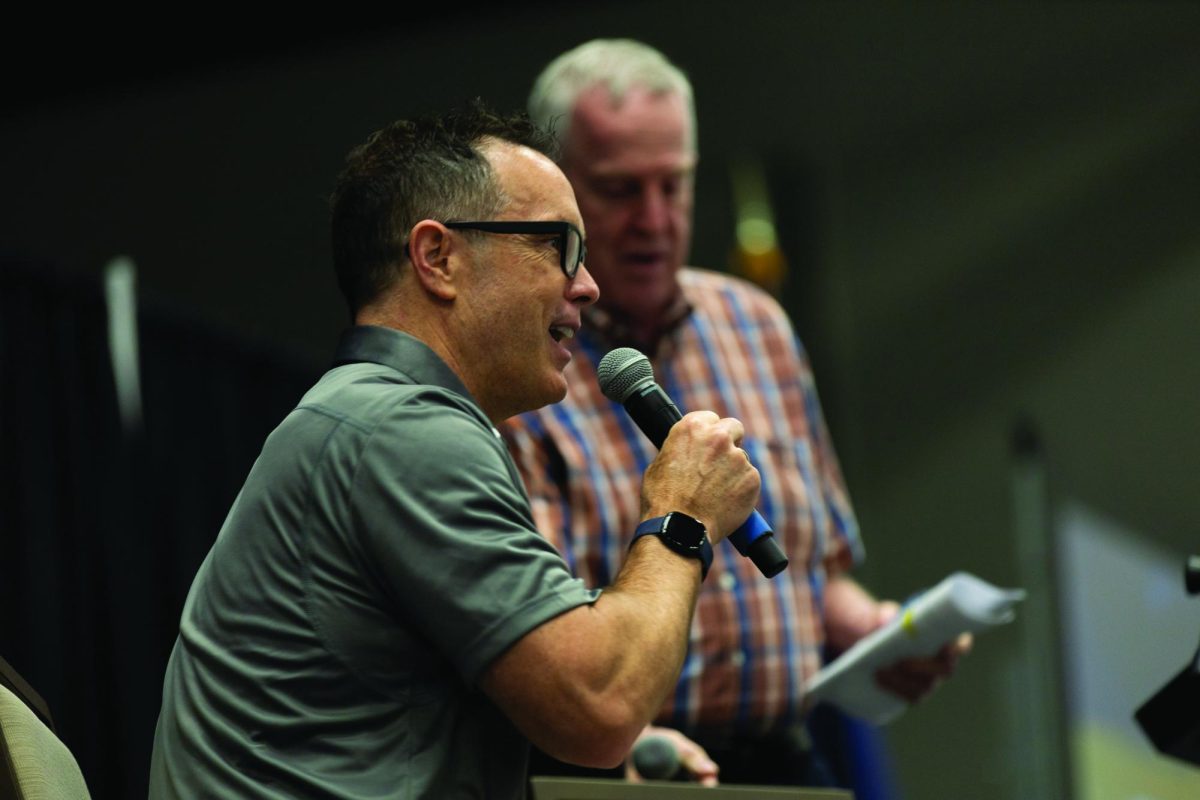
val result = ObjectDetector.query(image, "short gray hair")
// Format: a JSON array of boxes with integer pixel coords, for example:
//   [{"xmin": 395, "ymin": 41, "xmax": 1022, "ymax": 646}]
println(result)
[{"xmin": 528, "ymin": 39, "xmax": 697, "ymax": 155}]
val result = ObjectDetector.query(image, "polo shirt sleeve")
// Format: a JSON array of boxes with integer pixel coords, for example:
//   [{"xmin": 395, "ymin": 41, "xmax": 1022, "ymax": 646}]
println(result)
[{"xmin": 349, "ymin": 389, "xmax": 598, "ymax": 686}]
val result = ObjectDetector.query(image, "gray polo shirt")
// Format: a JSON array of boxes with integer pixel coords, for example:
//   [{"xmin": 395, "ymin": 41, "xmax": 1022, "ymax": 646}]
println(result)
[{"xmin": 150, "ymin": 326, "xmax": 598, "ymax": 799}]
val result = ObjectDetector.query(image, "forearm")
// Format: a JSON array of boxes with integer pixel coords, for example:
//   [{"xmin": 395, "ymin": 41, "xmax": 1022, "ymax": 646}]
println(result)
[
  {"xmin": 588, "ymin": 535, "xmax": 700, "ymax": 713},
  {"xmin": 823, "ymin": 574, "xmax": 890, "ymax": 654},
  {"xmin": 482, "ymin": 535, "xmax": 701, "ymax": 767}
]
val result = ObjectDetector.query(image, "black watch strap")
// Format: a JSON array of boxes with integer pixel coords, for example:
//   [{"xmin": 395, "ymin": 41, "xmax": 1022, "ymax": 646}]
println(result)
[{"xmin": 631, "ymin": 512, "xmax": 713, "ymax": 580}]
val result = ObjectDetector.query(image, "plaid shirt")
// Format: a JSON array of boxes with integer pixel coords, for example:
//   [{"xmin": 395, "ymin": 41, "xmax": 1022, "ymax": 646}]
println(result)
[{"xmin": 504, "ymin": 267, "xmax": 863, "ymax": 735}]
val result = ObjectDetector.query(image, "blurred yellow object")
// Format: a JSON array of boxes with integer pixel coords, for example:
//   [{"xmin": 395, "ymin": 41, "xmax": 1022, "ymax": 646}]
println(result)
[
  {"xmin": 731, "ymin": 243, "xmax": 786, "ymax": 294},
  {"xmin": 729, "ymin": 155, "xmax": 787, "ymax": 295}
]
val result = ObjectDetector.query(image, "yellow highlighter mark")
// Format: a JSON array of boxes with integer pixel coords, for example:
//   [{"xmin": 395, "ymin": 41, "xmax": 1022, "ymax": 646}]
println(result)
[{"xmin": 900, "ymin": 609, "xmax": 918, "ymax": 638}]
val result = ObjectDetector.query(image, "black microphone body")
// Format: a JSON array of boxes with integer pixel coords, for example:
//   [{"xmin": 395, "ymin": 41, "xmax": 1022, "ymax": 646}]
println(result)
[
  {"xmin": 623, "ymin": 381, "xmax": 680, "ymax": 447},
  {"xmin": 598, "ymin": 348, "xmax": 788, "ymax": 578}
]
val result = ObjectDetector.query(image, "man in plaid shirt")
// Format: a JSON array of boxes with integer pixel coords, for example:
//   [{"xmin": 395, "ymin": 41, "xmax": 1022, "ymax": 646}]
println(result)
[{"xmin": 505, "ymin": 39, "xmax": 969, "ymax": 787}]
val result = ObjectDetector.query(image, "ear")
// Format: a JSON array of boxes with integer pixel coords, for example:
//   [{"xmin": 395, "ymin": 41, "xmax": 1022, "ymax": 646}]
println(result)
[{"xmin": 407, "ymin": 220, "xmax": 460, "ymax": 301}]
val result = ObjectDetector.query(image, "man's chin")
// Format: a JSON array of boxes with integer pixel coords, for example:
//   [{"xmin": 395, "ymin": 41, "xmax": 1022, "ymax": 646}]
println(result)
[
  {"xmin": 601, "ymin": 285, "xmax": 675, "ymax": 322},
  {"xmin": 511, "ymin": 378, "xmax": 569, "ymax": 418},
  {"xmin": 547, "ymin": 376, "xmax": 569, "ymax": 405},
  {"xmin": 590, "ymin": 259, "xmax": 675, "ymax": 309}
]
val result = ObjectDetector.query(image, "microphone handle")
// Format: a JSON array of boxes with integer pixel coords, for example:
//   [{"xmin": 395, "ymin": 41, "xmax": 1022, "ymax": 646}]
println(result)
[{"xmin": 623, "ymin": 384, "xmax": 789, "ymax": 578}]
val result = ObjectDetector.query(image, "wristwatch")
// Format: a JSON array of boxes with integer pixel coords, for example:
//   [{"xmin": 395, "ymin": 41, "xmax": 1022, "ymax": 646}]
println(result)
[{"xmin": 631, "ymin": 512, "xmax": 713, "ymax": 580}]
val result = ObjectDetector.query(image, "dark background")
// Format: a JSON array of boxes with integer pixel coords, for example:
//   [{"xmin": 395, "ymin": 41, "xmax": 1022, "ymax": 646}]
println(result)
[{"xmin": 3, "ymin": 3, "xmax": 1199, "ymax": 798}]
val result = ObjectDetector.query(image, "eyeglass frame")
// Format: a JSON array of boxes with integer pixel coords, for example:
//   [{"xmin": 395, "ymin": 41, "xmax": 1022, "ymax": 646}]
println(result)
[{"xmin": 440, "ymin": 220, "xmax": 587, "ymax": 279}]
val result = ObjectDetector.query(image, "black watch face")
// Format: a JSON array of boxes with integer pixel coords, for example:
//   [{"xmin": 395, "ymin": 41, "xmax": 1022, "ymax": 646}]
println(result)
[{"xmin": 663, "ymin": 512, "xmax": 706, "ymax": 552}]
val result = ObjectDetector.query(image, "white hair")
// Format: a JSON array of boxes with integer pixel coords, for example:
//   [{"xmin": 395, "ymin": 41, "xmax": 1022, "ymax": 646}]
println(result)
[{"xmin": 528, "ymin": 39, "xmax": 697, "ymax": 154}]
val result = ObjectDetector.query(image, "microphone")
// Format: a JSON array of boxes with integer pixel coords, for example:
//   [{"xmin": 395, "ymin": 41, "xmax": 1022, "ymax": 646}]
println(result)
[
  {"xmin": 630, "ymin": 734, "xmax": 680, "ymax": 780},
  {"xmin": 597, "ymin": 347, "xmax": 788, "ymax": 578}
]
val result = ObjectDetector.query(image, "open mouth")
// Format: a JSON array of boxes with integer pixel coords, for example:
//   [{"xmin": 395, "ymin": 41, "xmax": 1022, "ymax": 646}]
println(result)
[
  {"xmin": 618, "ymin": 252, "xmax": 673, "ymax": 275},
  {"xmin": 549, "ymin": 325, "xmax": 575, "ymax": 343},
  {"xmin": 625, "ymin": 253, "xmax": 663, "ymax": 264}
]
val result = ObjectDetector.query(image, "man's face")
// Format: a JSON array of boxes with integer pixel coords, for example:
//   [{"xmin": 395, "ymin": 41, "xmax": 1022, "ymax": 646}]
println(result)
[
  {"xmin": 458, "ymin": 140, "xmax": 599, "ymax": 421},
  {"xmin": 560, "ymin": 85, "xmax": 695, "ymax": 327}
]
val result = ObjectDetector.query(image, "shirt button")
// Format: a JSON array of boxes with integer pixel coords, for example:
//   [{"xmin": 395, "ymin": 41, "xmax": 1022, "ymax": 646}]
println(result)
[
  {"xmin": 718, "ymin": 572, "xmax": 737, "ymax": 591},
  {"xmin": 730, "ymin": 651, "xmax": 746, "ymax": 668}
]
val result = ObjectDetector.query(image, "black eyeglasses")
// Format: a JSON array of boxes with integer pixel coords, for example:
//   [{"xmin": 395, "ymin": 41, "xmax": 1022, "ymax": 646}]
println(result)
[{"xmin": 442, "ymin": 220, "xmax": 586, "ymax": 279}]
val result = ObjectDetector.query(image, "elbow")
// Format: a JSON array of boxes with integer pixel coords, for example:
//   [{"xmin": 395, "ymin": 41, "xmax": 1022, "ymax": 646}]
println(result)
[
  {"xmin": 531, "ymin": 693, "xmax": 645, "ymax": 769},
  {"xmin": 572, "ymin": 711, "xmax": 642, "ymax": 769}
]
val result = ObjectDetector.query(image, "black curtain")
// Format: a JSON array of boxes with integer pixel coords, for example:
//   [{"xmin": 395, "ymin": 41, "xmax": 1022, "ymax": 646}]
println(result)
[{"xmin": 1, "ymin": 256, "xmax": 320, "ymax": 799}]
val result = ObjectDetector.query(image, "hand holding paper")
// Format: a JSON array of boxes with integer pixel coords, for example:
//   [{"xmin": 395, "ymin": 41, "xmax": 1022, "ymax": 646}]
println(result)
[
  {"xmin": 805, "ymin": 571, "xmax": 1025, "ymax": 724},
  {"xmin": 872, "ymin": 604, "xmax": 973, "ymax": 703}
]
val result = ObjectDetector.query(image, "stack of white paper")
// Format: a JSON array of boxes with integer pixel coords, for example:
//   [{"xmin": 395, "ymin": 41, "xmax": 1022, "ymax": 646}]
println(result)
[{"xmin": 803, "ymin": 571, "xmax": 1025, "ymax": 724}]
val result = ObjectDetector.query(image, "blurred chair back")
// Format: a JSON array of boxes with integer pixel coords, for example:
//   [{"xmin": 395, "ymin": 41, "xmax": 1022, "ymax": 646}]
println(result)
[{"xmin": 0, "ymin": 658, "xmax": 91, "ymax": 800}]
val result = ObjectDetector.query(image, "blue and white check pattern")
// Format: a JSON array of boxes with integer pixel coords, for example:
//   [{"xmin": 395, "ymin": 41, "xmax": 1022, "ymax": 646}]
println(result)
[{"xmin": 504, "ymin": 267, "xmax": 863, "ymax": 734}]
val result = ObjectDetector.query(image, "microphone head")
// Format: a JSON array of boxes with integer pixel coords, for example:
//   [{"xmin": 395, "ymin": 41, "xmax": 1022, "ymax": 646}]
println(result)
[
  {"xmin": 630, "ymin": 734, "xmax": 680, "ymax": 780},
  {"xmin": 597, "ymin": 347, "xmax": 654, "ymax": 403}
]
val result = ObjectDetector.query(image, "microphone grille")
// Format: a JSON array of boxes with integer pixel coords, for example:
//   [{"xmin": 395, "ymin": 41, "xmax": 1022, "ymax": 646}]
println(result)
[
  {"xmin": 597, "ymin": 347, "xmax": 653, "ymax": 403},
  {"xmin": 631, "ymin": 735, "xmax": 680, "ymax": 781}
]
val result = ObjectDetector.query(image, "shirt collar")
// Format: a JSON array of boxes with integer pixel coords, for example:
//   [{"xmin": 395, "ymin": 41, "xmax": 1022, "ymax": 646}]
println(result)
[
  {"xmin": 332, "ymin": 325, "xmax": 475, "ymax": 401},
  {"xmin": 581, "ymin": 288, "xmax": 693, "ymax": 358}
]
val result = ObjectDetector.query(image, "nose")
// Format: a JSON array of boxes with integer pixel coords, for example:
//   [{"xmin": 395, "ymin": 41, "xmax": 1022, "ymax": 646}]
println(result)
[
  {"xmin": 567, "ymin": 263, "xmax": 600, "ymax": 307},
  {"xmin": 632, "ymin": 184, "xmax": 672, "ymax": 233}
]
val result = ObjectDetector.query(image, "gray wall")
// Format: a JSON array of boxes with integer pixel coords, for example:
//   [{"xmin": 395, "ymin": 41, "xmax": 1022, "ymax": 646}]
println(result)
[{"xmin": 5, "ymin": 3, "xmax": 1199, "ymax": 797}]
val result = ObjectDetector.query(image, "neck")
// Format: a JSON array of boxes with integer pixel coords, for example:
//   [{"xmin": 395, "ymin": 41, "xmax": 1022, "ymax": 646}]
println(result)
[
  {"xmin": 619, "ymin": 318, "xmax": 665, "ymax": 356},
  {"xmin": 592, "ymin": 293, "xmax": 687, "ymax": 357},
  {"xmin": 356, "ymin": 304, "xmax": 497, "ymax": 420}
]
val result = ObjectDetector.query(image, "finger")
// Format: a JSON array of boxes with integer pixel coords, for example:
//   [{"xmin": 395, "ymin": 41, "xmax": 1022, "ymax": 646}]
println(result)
[
  {"xmin": 926, "ymin": 637, "xmax": 971, "ymax": 675},
  {"xmin": 718, "ymin": 416, "xmax": 746, "ymax": 446},
  {"xmin": 876, "ymin": 654, "xmax": 956, "ymax": 696},
  {"xmin": 875, "ymin": 600, "xmax": 901, "ymax": 627},
  {"xmin": 676, "ymin": 741, "xmax": 719, "ymax": 785},
  {"xmin": 682, "ymin": 409, "xmax": 720, "ymax": 426},
  {"xmin": 875, "ymin": 666, "xmax": 940, "ymax": 703},
  {"xmin": 899, "ymin": 654, "xmax": 958, "ymax": 680}
]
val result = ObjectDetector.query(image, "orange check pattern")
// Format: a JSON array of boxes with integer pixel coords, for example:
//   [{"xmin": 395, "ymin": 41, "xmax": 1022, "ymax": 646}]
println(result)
[{"xmin": 504, "ymin": 268, "xmax": 862, "ymax": 735}]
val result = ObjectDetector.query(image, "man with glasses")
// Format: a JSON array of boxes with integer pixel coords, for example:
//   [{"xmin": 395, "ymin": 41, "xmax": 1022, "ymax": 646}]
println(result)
[
  {"xmin": 149, "ymin": 104, "xmax": 761, "ymax": 799},
  {"xmin": 505, "ymin": 40, "xmax": 969, "ymax": 788}
]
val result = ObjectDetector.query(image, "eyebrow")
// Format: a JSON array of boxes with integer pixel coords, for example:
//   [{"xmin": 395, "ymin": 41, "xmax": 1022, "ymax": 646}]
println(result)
[{"xmin": 584, "ymin": 162, "xmax": 697, "ymax": 180}]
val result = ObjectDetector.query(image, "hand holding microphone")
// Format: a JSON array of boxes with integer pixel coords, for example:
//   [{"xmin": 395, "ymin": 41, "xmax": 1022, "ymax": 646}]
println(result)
[
  {"xmin": 631, "ymin": 734, "xmax": 681, "ymax": 780},
  {"xmin": 628, "ymin": 728, "xmax": 719, "ymax": 786},
  {"xmin": 598, "ymin": 347, "xmax": 789, "ymax": 578},
  {"xmin": 639, "ymin": 410, "xmax": 760, "ymax": 545}
]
